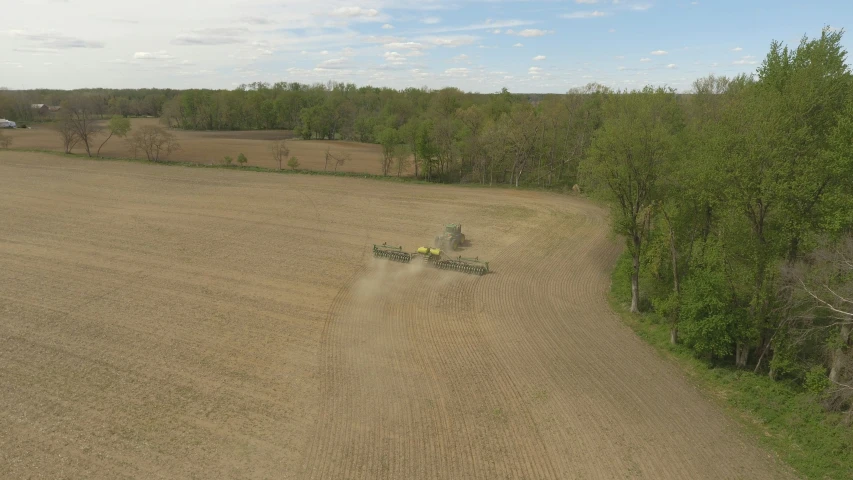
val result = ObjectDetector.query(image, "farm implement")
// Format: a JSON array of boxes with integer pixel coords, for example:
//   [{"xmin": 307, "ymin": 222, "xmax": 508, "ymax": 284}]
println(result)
[{"xmin": 372, "ymin": 243, "xmax": 490, "ymax": 276}]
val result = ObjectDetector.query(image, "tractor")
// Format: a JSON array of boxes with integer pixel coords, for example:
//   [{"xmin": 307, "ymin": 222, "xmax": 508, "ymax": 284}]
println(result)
[{"xmin": 434, "ymin": 224, "xmax": 465, "ymax": 251}]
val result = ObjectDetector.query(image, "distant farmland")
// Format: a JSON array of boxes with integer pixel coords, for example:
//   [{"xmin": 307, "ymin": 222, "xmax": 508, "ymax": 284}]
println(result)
[{"xmin": 4, "ymin": 118, "xmax": 393, "ymax": 175}]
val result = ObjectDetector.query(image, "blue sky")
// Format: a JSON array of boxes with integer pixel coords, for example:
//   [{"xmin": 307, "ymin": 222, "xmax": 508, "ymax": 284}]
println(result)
[{"xmin": 2, "ymin": 0, "xmax": 850, "ymax": 92}]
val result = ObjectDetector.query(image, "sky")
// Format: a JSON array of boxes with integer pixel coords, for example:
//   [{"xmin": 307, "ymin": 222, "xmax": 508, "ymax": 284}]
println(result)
[{"xmin": 1, "ymin": 0, "xmax": 850, "ymax": 93}]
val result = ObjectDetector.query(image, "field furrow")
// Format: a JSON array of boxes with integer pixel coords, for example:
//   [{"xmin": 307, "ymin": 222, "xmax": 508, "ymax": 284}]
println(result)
[{"xmin": 0, "ymin": 152, "xmax": 794, "ymax": 479}]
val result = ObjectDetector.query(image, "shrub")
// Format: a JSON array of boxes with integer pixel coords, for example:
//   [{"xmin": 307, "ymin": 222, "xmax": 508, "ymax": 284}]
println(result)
[
  {"xmin": 0, "ymin": 133, "xmax": 11, "ymax": 149},
  {"xmin": 804, "ymin": 366, "xmax": 831, "ymax": 395},
  {"xmin": 287, "ymin": 156, "xmax": 300, "ymax": 170},
  {"xmin": 126, "ymin": 125, "xmax": 180, "ymax": 161},
  {"xmin": 224, "ymin": 155, "xmax": 233, "ymax": 166},
  {"xmin": 237, "ymin": 153, "xmax": 248, "ymax": 166}
]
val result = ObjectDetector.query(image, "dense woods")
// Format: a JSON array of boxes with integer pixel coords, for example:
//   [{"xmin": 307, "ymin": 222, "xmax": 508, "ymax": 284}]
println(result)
[
  {"xmin": 586, "ymin": 29, "xmax": 853, "ymax": 425},
  {"xmin": 2, "ymin": 29, "xmax": 852, "ymax": 424}
]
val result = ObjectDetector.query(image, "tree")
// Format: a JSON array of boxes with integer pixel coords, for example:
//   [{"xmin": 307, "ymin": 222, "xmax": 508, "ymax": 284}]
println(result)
[
  {"xmin": 795, "ymin": 236, "xmax": 853, "ymax": 422},
  {"xmin": 224, "ymin": 155, "xmax": 233, "ymax": 166},
  {"xmin": 704, "ymin": 30, "xmax": 853, "ymax": 368},
  {"xmin": 54, "ymin": 114, "xmax": 80, "ymax": 154},
  {"xmin": 270, "ymin": 139, "xmax": 290, "ymax": 170},
  {"xmin": 581, "ymin": 87, "xmax": 682, "ymax": 313},
  {"xmin": 376, "ymin": 126, "xmax": 399, "ymax": 176},
  {"xmin": 65, "ymin": 97, "xmax": 101, "ymax": 157},
  {"xmin": 127, "ymin": 125, "xmax": 180, "ymax": 161},
  {"xmin": 96, "ymin": 116, "xmax": 131, "ymax": 157},
  {"xmin": 287, "ymin": 156, "xmax": 300, "ymax": 170},
  {"xmin": 393, "ymin": 144, "xmax": 411, "ymax": 177},
  {"xmin": 237, "ymin": 153, "xmax": 248, "ymax": 167},
  {"xmin": 324, "ymin": 147, "xmax": 349, "ymax": 173}
]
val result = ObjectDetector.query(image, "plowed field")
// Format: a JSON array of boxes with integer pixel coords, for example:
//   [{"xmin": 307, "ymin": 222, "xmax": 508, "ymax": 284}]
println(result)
[
  {"xmin": 0, "ymin": 152, "xmax": 793, "ymax": 479},
  {"xmin": 4, "ymin": 118, "xmax": 389, "ymax": 174}
]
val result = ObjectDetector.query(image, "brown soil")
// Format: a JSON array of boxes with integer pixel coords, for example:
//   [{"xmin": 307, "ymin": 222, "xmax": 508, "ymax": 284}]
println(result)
[
  {"xmin": 4, "ymin": 118, "xmax": 391, "ymax": 174},
  {"xmin": 0, "ymin": 151, "xmax": 794, "ymax": 479}
]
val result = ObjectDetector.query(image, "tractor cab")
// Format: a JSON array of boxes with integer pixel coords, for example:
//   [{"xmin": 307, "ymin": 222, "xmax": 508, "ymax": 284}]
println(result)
[{"xmin": 435, "ymin": 223, "xmax": 465, "ymax": 251}]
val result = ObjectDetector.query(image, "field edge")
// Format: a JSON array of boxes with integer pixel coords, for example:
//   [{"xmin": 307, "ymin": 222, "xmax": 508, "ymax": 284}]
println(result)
[
  {"xmin": 608, "ymin": 251, "xmax": 851, "ymax": 480},
  {"xmin": 1, "ymin": 147, "xmax": 579, "ymax": 194}
]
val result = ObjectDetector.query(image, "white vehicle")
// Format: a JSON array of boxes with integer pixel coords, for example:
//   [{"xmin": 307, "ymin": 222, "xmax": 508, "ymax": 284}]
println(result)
[{"xmin": 0, "ymin": 119, "xmax": 16, "ymax": 128}]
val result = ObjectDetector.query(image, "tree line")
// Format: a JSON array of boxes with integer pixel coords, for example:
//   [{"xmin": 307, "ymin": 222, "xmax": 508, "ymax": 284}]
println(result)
[
  {"xmin": 0, "ymin": 88, "xmax": 176, "ymax": 122},
  {"xmin": 580, "ymin": 29, "xmax": 853, "ymax": 423}
]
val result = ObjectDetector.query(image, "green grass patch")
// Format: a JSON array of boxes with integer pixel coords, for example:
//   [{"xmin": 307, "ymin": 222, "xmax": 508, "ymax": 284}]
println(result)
[{"xmin": 610, "ymin": 251, "xmax": 853, "ymax": 480}]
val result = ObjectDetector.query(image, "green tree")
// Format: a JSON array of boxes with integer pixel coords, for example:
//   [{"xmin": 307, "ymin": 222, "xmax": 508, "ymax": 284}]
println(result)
[
  {"xmin": 287, "ymin": 156, "xmax": 300, "ymax": 170},
  {"xmin": 237, "ymin": 153, "xmax": 248, "ymax": 166},
  {"xmin": 376, "ymin": 126, "xmax": 399, "ymax": 176},
  {"xmin": 96, "ymin": 115, "xmax": 132, "ymax": 157},
  {"xmin": 581, "ymin": 87, "xmax": 682, "ymax": 313}
]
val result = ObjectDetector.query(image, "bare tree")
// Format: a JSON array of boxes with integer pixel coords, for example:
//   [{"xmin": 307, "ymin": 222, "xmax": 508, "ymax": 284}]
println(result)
[
  {"xmin": 54, "ymin": 114, "xmax": 80, "ymax": 153},
  {"xmin": 794, "ymin": 237, "xmax": 853, "ymax": 422},
  {"xmin": 127, "ymin": 125, "xmax": 180, "ymax": 161},
  {"xmin": 324, "ymin": 147, "xmax": 350, "ymax": 173},
  {"xmin": 270, "ymin": 139, "xmax": 290, "ymax": 170},
  {"xmin": 65, "ymin": 97, "xmax": 101, "ymax": 157}
]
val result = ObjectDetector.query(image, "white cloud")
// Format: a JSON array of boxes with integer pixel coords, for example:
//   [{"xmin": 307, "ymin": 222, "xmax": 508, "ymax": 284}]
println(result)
[
  {"xmin": 316, "ymin": 57, "xmax": 351, "ymax": 70},
  {"xmin": 242, "ymin": 16, "xmax": 273, "ymax": 25},
  {"xmin": 173, "ymin": 27, "xmax": 247, "ymax": 46},
  {"xmin": 617, "ymin": 66, "xmax": 627, "ymax": 71},
  {"xmin": 733, "ymin": 55, "xmax": 757, "ymax": 65},
  {"xmin": 423, "ymin": 17, "xmax": 441, "ymax": 24},
  {"xmin": 385, "ymin": 41, "xmax": 425, "ymax": 50},
  {"xmin": 362, "ymin": 35, "xmax": 404, "ymax": 44},
  {"xmin": 517, "ymin": 29, "xmax": 552, "ymax": 37},
  {"xmin": 443, "ymin": 67, "xmax": 469, "ymax": 77},
  {"xmin": 133, "ymin": 51, "xmax": 173, "ymax": 60},
  {"xmin": 330, "ymin": 7, "xmax": 379, "ymax": 19},
  {"xmin": 639, "ymin": 57, "xmax": 650, "ymax": 62},
  {"xmin": 513, "ymin": 43, "xmax": 524, "ymax": 47},
  {"xmin": 666, "ymin": 63, "xmax": 677, "ymax": 69},
  {"xmin": 528, "ymin": 66, "xmax": 543, "ymax": 75},
  {"xmin": 614, "ymin": 55, "xmax": 625, "ymax": 60},
  {"xmin": 631, "ymin": 3, "xmax": 652, "ymax": 10},
  {"xmin": 650, "ymin": 50, "xmax": 668, "ymax": 55},
  {"xmin": 533, "ymin": 55, "xmax": 546, "ymax": 61},
  {"xmin": 320, "ymin": 50, "xmax": 329, "ymax": 55},
  {"xmin": 452, "ymin": 54, "xmax": 469, "ymax": 62},
  {"xmin": 561, "ymin": 11, "xmax": 607, "ymax": 19},
  {"xmin": 731, "ymin": 46, "xmax": 743, "ymax": 52},
  {"xmin": 382, "ymin": 24, "xmax": 394, "ymax": 29},
  {"xmin": 608, "ymin": 28, "xmax": 616, "ymax": 33},
  {"xmin": 492, "ymin": 29, "xmax": 501, "ymax": 34},
  {"xmin": 575, "ymin": 0, "xmax": 599, "ymax": 3},
  {"xmin": 10, "ymin": 30, "xmax": 104, "ymax": 49},
  {"xmin": 383, "ymin": 51, "xmax": 407, "ymax": 65},
  {"xmin": 420, "ymin": 35, "xmax": 476, "ymax": 47}
]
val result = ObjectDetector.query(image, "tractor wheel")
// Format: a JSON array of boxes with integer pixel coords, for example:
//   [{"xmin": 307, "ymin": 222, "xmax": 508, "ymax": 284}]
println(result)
[{"xmin": 450, "ymin": 238, "xmax": 459, "ymax": 250}]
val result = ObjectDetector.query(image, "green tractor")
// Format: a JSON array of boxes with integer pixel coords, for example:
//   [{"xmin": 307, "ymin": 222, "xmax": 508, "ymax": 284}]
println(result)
[{"xmin": 434, "ymin": 223, "xmax": 466, "ymax": 251}]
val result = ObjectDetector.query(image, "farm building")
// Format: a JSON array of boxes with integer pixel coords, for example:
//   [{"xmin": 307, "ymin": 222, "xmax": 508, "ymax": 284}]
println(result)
[
  {"xmin": 31, "ymin": 104, "xmax": 49, "ymax": 115},
  {"xmin": 0, "ymin": 119, "xmax": 17, "ymax": 128}
]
